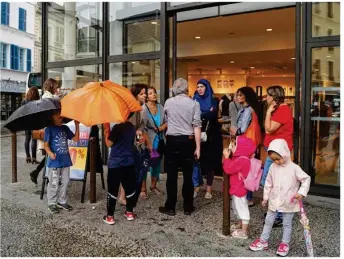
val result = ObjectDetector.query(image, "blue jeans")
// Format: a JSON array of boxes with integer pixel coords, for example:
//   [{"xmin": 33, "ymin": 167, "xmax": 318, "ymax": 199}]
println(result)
[
  {"xmin": 261, "ymin": 155, "xmax": 274, "ymax": 186},
  {"xmin": 247, "ymin": 191, "xmax": 253, "ymax": 201},
  {"xmin": 261, "ymin": 149, "xmax": 282, "ymax": 220}
]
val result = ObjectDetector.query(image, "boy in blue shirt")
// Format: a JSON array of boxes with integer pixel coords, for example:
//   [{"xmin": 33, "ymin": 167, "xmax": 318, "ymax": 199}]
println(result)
[
  {"xmin": 103, "ymin": 115, "xmax": 137, "ymax": 225},
  {"xmin": 44, "ymin": 111, "xmax": 80, "ymax": 213}
]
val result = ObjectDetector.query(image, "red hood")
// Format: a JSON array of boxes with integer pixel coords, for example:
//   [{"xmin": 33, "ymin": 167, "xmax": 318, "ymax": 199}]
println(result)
[{"xmin": 233, "ymin": 136, "xmax": 256, "ymax": 158}]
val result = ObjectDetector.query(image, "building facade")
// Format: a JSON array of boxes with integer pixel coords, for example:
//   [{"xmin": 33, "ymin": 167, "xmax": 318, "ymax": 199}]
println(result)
[
  {"xmin": 0, "ymin": 2, "xmax": 35, "ymax": 120},
  {"xmin": 37, "ymin": 2, "xmax": 340, "ymax": 197}
]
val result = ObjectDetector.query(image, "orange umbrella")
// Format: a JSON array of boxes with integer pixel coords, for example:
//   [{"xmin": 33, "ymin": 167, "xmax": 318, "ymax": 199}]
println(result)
[{"xmin": 61, "ymin": 80, "xmax": 142, "ymax": 126}]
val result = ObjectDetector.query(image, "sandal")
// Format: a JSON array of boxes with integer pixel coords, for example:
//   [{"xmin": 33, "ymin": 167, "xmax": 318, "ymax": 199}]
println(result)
[
  {"xmin": 231, "ymin": 229, "xmax": 248, "ymax": 239},
  {"xmin": 230, "ymin": 224, "xmax": 242, "ymax": 232},
  {"xmin": 150, "ymin": 187, "xmax": 163, "ymax": 195},
  {"xmin": 140, "ymin": 191, "xmax": 148, "ymax": 199}
]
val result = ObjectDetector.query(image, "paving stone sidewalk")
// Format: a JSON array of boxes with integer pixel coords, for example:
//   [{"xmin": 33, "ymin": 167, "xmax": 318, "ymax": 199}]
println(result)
[{"xmin": 0, "ymin": 135, "xmax": 340, "ymax": 257}]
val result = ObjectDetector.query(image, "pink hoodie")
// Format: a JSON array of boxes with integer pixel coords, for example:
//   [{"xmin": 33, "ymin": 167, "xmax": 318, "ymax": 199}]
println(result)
[
  {"xmin": 264, "ymin": 139, "xmax": 311, "ymax": 213},
  {"xmin": 223, "ymin": 136, "xmax": 256, "ymax": 197}
]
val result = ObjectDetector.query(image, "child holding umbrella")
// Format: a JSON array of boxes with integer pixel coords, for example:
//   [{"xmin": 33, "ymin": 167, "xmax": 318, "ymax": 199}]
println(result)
[
  {"xmin": 44, "ymin": 112, "xmax": 80, "ymax": 213},
  {"xmin": 249, "ymin": 139, "xmax": 310, "ymax": 256},
  {"xmin": 102, "ymin": 113, "xmax": 138, "ymax": 225}
]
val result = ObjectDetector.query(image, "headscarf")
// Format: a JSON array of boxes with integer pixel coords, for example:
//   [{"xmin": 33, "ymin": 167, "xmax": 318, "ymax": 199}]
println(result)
[{"xmin": 193, "ymin": 79, "xmax": 215, "ymax": 113}]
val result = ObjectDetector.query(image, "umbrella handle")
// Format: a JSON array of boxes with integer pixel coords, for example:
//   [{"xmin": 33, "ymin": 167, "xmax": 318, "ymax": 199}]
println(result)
[{"xmin": 299, "ymin": 199, "xmax": 305, "ymax": 216}]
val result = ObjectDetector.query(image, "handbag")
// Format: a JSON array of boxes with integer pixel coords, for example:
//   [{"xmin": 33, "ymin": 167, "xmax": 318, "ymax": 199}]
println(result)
[
  {"xmin": 201, "ymin": 121, "xmax": 210, "ymax": 142},
  {"xmin": 145, "ymin": 104, "xmax": 166, "ymax": 155},
  {"xmin": 192, "ymin": 160, "xmax": 204, "ymax": 187},
  {"xmin": 32, "ymin": 129, "xmax": 44, "ymax": 140},
  {"xmin": 244, "ymin": 109, "xmax": 261, "ymax": 148}
]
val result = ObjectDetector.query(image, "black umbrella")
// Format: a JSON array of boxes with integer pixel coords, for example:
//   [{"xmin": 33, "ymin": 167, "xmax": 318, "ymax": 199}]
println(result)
[{"xmin": 3, "ymin": 98, "xmax": 69, "ymax": 132}]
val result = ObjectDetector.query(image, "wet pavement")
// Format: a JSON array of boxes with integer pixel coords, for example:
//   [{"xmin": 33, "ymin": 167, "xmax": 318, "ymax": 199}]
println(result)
[{"xmin": 0, "ymin": 134, "xmax": 341, "ymax": 257}]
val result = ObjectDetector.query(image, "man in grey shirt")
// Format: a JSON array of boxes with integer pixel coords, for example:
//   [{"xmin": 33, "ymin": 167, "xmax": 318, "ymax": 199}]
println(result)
[{"xmin": 159, "ymin": 78, "xmax": 202, "ymax": 216}]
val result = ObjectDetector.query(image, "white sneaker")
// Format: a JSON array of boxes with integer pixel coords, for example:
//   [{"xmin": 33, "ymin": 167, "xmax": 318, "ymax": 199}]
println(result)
[
  {"xmin": 194, "ymin": 191, "xmax": 198, "ymax": 198},
  {"xmin": 205, "ymin": 192, "xmax": 212, "ymax": 199}
]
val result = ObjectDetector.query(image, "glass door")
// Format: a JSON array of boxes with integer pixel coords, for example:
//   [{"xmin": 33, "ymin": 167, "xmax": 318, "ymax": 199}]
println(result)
[{"xmin": 310, "ymin": 46, "xmax": 340, "ymax": 186}]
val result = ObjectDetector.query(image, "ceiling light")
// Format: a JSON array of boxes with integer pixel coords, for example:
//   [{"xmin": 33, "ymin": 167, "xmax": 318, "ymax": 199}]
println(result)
[
  {"xmin": 283, "ymin": 75, "xmax": 287, "ymax": 77},
  {"xmin": 250, "ymin": 66, "xmax": 255, "ymax": 69},
  {"xmin": 291, "ymin": 57, "xmax": 296, "ymax": 60},
  {"xmin": 326, "ymin": 55, "xmax": 331, "ymax": 58},
  {"xmin": 266, "ymin": 28, "xmax": 272, "ymax": 32},
  {"xmin": 131, "ymin": 62, "xmax": 136, "ymax": 64},
  {"xmin": 151, "ymin": 21, "xmax": 157, "ymax": 25},
  {"xmin": 262, "ymin": 75, "xmax": 265, "ymax": 77},
  {"xmin": 230, "ymin": 61, "xmax": 235, "ymax": 64},
  {"xmin": 195, "ymin": 36, "xmax": 201, "ymax": 39}
]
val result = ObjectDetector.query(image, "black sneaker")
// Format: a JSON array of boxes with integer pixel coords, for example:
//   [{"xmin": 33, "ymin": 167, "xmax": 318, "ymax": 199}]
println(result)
[
  {"xmin": 184, "ymin": 206, "xmax": 195, "ymax": 216},
  {"xmin": 159, "ymin": 206, "xmax": 176, "ymax": 216},
  {"xmin": 48, "ymin": 204, "xmax": 60, "ymax": 214},
  {"xmin": 57, "ymin": 203, "xmax": 73, "ymax": 211}
]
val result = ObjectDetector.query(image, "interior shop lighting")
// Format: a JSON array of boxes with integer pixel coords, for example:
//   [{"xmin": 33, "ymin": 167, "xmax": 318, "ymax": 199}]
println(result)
[
  {"xmin": 151, "ymin": 21, "xmax": 158, "ymax": 25},
  {"xmin": 266, "ymin": 28, "xmax": 273, "ymax": 32},
  {"xmin": 195, "ymin": 36, "xmax": 201, "ymax": 39},
  {"xmin": 291, "ymin": 57, "xmax": 296, "ymax": 60},
  {"xmin": 230, "ymin": 61, "xmax": 235, "ymax": 63}
]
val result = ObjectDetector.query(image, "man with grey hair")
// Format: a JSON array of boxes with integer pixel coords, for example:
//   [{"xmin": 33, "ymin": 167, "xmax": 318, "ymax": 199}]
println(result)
[{"xmin": 159, "ymin": 78, "xmax": 202, "ymax": 216}]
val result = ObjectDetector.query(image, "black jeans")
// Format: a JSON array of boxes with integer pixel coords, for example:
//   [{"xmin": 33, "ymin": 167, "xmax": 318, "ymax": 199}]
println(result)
[
  {"xmin": 24, "ymin": 130, "xmax": 37, "ymax": 159},
  {"xmin": 107, "ymin": 166, "xmax": 136, "ymax": 216},
  {"xmin": 164, "ymin": 135, "xmax": 195, "ymax": 211}
]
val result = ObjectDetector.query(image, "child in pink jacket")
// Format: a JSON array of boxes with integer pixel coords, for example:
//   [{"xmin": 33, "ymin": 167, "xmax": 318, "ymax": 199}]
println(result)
[
  {"xmin": 223, "ymin": 136, "xmax": 256, "ymax": 239},
  {"xmin": 249, "ymin": 139, "xmax": 311, "ymax": 256}
]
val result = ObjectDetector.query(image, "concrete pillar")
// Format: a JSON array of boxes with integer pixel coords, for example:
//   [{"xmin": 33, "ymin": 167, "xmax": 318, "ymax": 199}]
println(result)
[{"xmin": 63, "ymin": 2, "xmax": 76, "ymax": 90}]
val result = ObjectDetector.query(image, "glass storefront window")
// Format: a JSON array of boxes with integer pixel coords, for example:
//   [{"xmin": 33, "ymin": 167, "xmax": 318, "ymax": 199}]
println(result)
[
  {"xmin": 47, "ymin": 2, "xmax": 103, "ymax": 61},
  {"xmin": 312, "ymin": 2, "xmax": 340, "ymax": 37},
  {"xmin": 109, "ymin": 60, "xmax": 160, "ymax": 101},
  {"xmin": 109, "ymin": 2, "xmax": 160, "ymax": 55},
  {"xmin": 47, "ymin": 65, "xmax": 102, "ymax": 91},
  {"xmin": 310, "ymin": 46, "xmax": 340, "ymax": 186}
]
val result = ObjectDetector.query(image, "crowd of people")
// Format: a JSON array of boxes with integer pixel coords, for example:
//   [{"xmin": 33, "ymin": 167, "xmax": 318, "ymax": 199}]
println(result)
[{"xmin": 21, "ymin": 77, "xmax": 311, "ymax": 257}]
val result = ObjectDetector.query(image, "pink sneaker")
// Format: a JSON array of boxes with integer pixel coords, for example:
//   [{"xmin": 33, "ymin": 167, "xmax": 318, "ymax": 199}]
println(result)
[
  {"xmin": 249, "ymin": 239, "xmax": 268, "ymax": 251},
  {"xmin": 276, "ymin": 242, "xmax": 289, "ymax": 257},
  {"xmin": 124, "ymin": 211, "xmax": 136, "ymax": 221}
]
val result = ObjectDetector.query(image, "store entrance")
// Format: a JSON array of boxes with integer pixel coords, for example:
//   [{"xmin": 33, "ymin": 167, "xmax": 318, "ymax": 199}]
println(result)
[{"xmin": 171, "ymin": 6, "xmax": 297, "ymax": 175}]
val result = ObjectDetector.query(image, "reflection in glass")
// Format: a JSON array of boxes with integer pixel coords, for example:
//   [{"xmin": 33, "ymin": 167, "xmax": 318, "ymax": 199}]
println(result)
[
  {"xmin": 109, "ymin": 2, "xmax": 160, "ymax": 55},
  {"xmin": 312, "ymin": 2, "xmax": 340, "ymax": 37},
  {"xmin": 47, "ymin": 2, "xmax": 103, "ymax": 61},
  {"xmin": 47, "ymin": 65, "xmax": 102, "ymax": 93},
  {"xmin": 311, "ymin": 46, "xmax": 340, "ymax": 186},
  {"xmin": 109, "ymin": 60, "xmax": 160, "ymax": 101}
]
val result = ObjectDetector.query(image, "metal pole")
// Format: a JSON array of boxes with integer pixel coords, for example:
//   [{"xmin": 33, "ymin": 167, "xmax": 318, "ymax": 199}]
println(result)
[
  {"xmin": 90, "ymin": 137, "xmax": 96, "ymax": 203},
  {"xmin": 222, "ymin": 170, "xmax": 230, "ymax": 235},
  {"xmin": 222, "ymin": 135, "xmax": 230, "ymax": 235},
  {"xmin": 12, "ymin": 132, "xmax": 17, "ymax": 183}
]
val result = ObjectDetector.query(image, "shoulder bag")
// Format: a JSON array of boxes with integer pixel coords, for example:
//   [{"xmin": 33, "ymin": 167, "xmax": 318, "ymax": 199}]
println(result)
[{"xmin": 145, "ymin": 104, "xmax": 166, "ymax": 156}]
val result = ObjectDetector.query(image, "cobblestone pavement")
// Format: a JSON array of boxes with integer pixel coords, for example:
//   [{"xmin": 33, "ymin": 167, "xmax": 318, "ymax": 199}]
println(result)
[{"xmin": 0, "ymin": 135, "xmax": 340, "ymax": 257}]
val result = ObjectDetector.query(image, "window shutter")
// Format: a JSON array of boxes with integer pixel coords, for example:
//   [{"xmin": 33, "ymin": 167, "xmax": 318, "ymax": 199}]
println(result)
[
  {"xmin": 1, "ymin": 2, "xmax": 9, "ymax": 26},
  {"xmin": 10, "ymin": 45, "xmax": 14, "ymax": 69},
  {"xmin": 24, "ymin": 9, "xmax": 26, "ymax": 31},
  {"xmin": 14, "ymin": 46, "xmax": 19, "ymax": 70},
  {"xmin": 26, "ymin": 49, "xmax": 31, "ymax": 72}
]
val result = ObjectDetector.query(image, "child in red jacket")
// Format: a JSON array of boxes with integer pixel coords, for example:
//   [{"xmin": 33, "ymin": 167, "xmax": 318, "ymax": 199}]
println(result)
[{"xmin": 223, "ymin": 135, "xmax": 256, "ymax": 239}]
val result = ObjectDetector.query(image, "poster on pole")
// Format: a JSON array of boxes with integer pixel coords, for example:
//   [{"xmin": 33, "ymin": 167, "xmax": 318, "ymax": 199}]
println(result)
[{"xmin": 44, "ymin": 121, "xmax": 91, "ymax": 180}]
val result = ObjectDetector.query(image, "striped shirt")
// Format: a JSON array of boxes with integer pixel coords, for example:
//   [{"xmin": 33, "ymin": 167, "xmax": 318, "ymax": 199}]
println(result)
[{"xmin": 164, "ymin": 94, "xmax": 202, "ymax": 136}]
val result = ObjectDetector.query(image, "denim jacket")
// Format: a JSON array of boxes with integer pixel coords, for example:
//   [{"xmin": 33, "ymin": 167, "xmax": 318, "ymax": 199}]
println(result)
[{"xmin": 236, "ymin": 106, "xmax": 252, "ymax": 136}]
